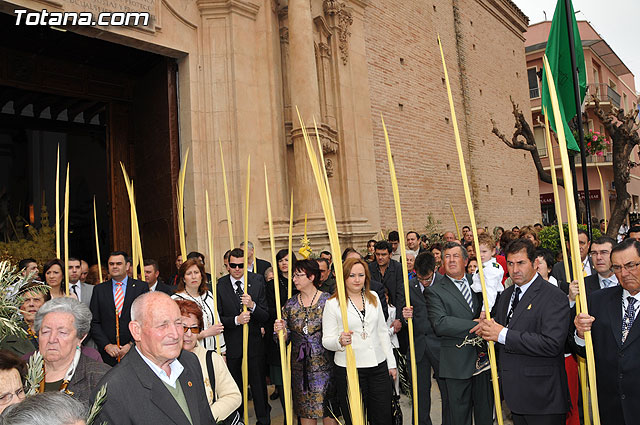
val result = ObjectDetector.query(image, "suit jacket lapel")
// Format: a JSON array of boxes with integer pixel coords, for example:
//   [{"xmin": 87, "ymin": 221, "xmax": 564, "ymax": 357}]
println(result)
[
  {"xmin": 223, "ymin": 277, "xmax": 241, "ymax": 314},
  {"xmin": 131, "ymin": 349, "xmax": 192, "ymax": 425},
  {"xmin": 179, "ymin": 365, "xmax": 201, "ymax": 425},
  {"xmin": 509, "ymin": 277, "xmax": 542, "ymax": 327},
  {"xmin": 441, "ymin": 276, "xmax": 473, "ymax": 314},
  {"xmin": 122, "ymin": 279, "xmax": 139, "ymax": 314},
  {"xmin": 410, "ymin": 282, "xmax": 426, "ymax": 306},
  {"xmin": 607, "ymin": 286, "xmax": 624, "ymax": 349}
]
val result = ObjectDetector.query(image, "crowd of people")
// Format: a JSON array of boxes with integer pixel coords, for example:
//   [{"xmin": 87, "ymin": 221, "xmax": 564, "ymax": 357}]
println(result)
[{"xmin": 0, "ymin": 220, "xmax": 638, "ymax": 425}]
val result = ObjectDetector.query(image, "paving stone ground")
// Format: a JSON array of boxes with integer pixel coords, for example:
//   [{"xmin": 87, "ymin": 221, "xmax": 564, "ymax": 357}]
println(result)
[{"xmin": 244, "ymin": 379, "xmax": 514, "ymax": 424}]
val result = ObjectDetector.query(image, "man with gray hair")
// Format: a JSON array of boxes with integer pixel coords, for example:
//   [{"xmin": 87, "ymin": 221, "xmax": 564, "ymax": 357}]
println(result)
[
  {"xmin": 425, "ymin": 242, "xmax": 492, "ymax": 425},
  {"xmin": 91, "ymin": 291, "xmax": 214, "ymax": 424},
  {"xmin": 0, "ymin": 392, "xmax": 87, "ymax": 425},
  {"xmin": 239, "ymin": 241, "xmax": 271, "ymax": 277}
]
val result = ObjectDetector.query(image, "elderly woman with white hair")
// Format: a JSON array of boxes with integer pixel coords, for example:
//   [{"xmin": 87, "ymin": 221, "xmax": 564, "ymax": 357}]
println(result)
[
  {"xmin": 0, "ymin": 392, "xmax": 87, "ymax": 425},
  {"xmin": 33, "ymin": 298, "xmax": 110, "ymax": 403}
]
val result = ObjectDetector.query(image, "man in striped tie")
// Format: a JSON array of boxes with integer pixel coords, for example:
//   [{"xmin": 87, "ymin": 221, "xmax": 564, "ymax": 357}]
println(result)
[
  {"xmin": 90, "ymin": 251, "xmax": 149, "ymax": 365},
  {"xmin": 425, "ymin": 241, "xmax": 492, "ymax": 425}
]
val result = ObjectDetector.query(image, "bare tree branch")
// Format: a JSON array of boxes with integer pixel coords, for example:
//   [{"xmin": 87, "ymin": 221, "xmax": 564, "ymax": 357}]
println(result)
[
  {"xmin": 592, "ymin": 96, "xmax": 640, "ymax": 237},
  {"xmin": 491, "ymin": 97, "xmax": 564, "ymax": 187}
]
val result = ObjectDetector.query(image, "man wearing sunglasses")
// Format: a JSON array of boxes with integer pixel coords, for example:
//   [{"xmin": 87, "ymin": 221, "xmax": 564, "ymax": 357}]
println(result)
[
  {"xmin": 575, "ymin": 238, "xmax": 640, "ymax": 425},
  {"xmin": 217, "ymin": 248, "xmax": 271, "ymax": 425}
]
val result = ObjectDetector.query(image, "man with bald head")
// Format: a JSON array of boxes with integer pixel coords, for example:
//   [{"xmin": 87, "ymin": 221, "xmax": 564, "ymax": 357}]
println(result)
[
  {"xmin": 92, "ymin": 292, "xmax": 215, "ymax": 425},
  {"xmin": 443, "ymin": 232, "xmax": 456, "ymax": 242}
]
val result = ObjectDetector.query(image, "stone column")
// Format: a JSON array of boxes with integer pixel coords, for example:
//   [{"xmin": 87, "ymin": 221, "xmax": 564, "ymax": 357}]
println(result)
[{"xmin": 288, "ymin": 0, "xmax": 323, "ymax": 220}]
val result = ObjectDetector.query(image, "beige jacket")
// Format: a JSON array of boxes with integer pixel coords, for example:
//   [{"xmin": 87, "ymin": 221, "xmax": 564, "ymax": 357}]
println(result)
[{"xmin": 193, "ymin": 345, "xmax": 241, "ymax": 421}]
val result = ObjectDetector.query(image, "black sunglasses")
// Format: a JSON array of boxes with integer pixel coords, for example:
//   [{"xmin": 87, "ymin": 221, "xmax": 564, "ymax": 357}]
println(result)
[
  {"xmin": 183, "ymin": 326, "xmax": 201, "ymax": 334},
  {"xmin": 229, "ymin": 262, "xmax": 244, "ymax": 269}
]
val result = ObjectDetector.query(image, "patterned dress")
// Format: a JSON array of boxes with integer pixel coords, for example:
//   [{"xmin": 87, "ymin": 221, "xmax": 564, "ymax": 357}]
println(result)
[{"xmin": 282, "ymin": 291, "xmax": 334, "ymax": 418}]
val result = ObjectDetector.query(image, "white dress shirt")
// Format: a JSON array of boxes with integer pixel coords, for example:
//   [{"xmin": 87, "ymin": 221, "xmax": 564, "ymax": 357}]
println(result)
[
  {"xmin": 598, "ymin": 274, "xmax": 618, "ymax": 289},
  {"xmin": 582, "ymin": 257, "xmax": 592, "ymax": 277},
  {"xmin": 230, "ymin": 277, "xmax": 255, "ymax": 325},
  {"xmin": 136, "ymin": 347, "xmax": 184, "ymax": 388},
  {"xmin": 497, "ymin": 273, "xmax": 539, "ymax": 345},
  {"xmin": 70, "ymin": 281, "xmax": 81, "ymax": 300},
  {"xmin": 322, "ymin": 292, "xmax": 396, "ymax": 369}
]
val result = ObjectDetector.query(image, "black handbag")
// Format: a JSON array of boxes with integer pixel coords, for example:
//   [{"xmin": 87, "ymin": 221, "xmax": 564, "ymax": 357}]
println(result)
[
  {"xmin": 206, "ymin": 350, "xmax": 244, "ymax": 425},
  {"xmin": 391, "ymin": 383, "xmax": 403, "ymax": 425}
]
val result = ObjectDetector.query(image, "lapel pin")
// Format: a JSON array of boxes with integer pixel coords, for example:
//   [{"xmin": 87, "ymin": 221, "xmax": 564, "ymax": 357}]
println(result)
[
  {"xmin": 527, "ymin": 304, "xmax": 532, "ymax": 310},
  {"xmin": 187, "ymin": 381, "xmax": 193, "ymax": 387}
]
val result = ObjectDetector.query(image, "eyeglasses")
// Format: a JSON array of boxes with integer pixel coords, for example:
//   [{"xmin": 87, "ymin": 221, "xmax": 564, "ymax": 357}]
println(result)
[
  {"xmin": 611, "ymin": 261, "xmax": 640, "ymax": 273},
  {"xmin": 417, "ymin": 274, "xmax": 434, "ymax": 284},
  {"xmin": 589, "ymin": 250, "xmax": 611, "ymax": 258},
  {"xmin": 183, "ymin": 326, "xmax": 201, "ymax": 334},
  {"xmin": 293, "ymin": 273, "xmax": 308, "ymax": 279},
  {"xmin": 229, "ymin": 263, "xmax": 244, "ymax": 269},
  {"xmin": 0, "ymin": 387, "xmax": 25, "ymax": 406}
]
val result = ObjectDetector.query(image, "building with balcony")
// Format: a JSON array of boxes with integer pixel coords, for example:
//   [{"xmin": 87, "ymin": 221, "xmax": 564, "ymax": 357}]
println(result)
[{"xmin": 525, "ymin": 20, "xmax": 640, "ymax": 228}]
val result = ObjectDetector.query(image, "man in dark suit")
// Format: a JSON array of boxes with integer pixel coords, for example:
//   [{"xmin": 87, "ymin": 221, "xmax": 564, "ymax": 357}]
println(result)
[
  {"xmin": 90, "ymin": 251, "xmax": 148, "ymax": 366},
  {"xmin": 342, "ymin": 248, "xmax": 389, "ymax": 320},
  {"xmin": 477, "ymin": 239, "xmax": 570, "ymax": 425},
  {"xmin": 425, "ymin": 242, "xmax": 492, "ymax": 425},
  {"xmin": 369, "ymin": 240, "xmax": 405, "ymax": 345},
  {"xmin": 240, "ymin": 241, "xmax": 271, "ymax": 277},
  {"xmin": 402, "ymin": 252, "xmax": 449, "ymax": 425},
  {"xmin": 92, "ymin": 291, "xmax": 215, "ymax": 425},
  {"xmin": 144, "ymin": 258, "xmax": 175, "ymax": 295},
  {"xmin": 552, "ymin": 228, "xmax": 593, "ymax": 291},
  {"xmin": 574, "ymin": 238, "xmax": 640, "ymax": 425},
  {"xmin": 217, "ymin": 248, "xmax": 270, "ymax": 425},
  {"xmin": 567, "ymin": 236, "xmax": 618, "ymax": 304}
]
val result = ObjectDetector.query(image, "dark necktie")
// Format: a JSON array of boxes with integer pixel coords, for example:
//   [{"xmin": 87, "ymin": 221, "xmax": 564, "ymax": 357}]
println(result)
[
  {"xmin": 506, "ymin": 287, "xmax": 521, "ymax": 326},
  {"xmin": 622, "ymin": 297, "xmax": 637, "ymax": 343},
  {"xmin": 235, "ymin": 283, "xmax": 243, "ymax": 300},
  {"xmin": 71, "ymin": 284, "xmax": 78, "ymax": 298}
]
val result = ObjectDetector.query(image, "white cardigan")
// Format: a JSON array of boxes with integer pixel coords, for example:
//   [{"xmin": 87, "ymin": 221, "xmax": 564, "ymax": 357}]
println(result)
[{"xmin": 322, "ymin": 291, "xmax": 396, "ymax": 369}]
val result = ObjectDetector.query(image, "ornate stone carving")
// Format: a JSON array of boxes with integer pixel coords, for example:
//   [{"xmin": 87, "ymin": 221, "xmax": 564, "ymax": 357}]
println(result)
[
  {"xmin": 280, "ymin": 26, "xmax": 289, "ymax": 44},
  {"xmin": 324, "ymin": 157, "xmax": 334, "ymax": 177},
  {"xmin": 322, "ymin": 0, "xmax": 352, "ymax": 65},
  {"xmin": 318, "ymin": 41, "xmax": 331, "ymax": 58}
]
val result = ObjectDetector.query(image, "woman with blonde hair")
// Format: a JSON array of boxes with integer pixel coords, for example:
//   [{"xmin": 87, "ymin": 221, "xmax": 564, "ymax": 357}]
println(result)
[
  {"xmin": 519, "ymin": 225, "xmax": 541, "ymax": 247},
  {"xmin": 322, "ymin": 257, "xmax": 396, "ymax": 425}
]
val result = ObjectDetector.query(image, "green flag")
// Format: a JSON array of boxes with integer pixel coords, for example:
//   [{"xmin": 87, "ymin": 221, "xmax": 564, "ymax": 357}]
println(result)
[{"xmin": 541, "ymin": 0, "xmax": 586, "ymax": 152}]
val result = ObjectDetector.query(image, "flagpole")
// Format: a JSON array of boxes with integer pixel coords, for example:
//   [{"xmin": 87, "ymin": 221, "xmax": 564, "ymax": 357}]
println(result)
[{"xmin": 564, "ymin": 0, "xmax": 592, "ymax": 237}]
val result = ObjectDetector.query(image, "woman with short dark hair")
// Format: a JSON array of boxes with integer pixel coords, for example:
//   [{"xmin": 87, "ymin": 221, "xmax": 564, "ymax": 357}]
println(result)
[
  {"xmin": 273, "ymin": 259, "xmax": 336, "ymax": 425},
  {"xmin": 265, "ymin": 250, "xmax": 298, "ymax": 417},
  {"xmin": 0, "ymin": 349, "xmax": 26, "ymax": 414}
]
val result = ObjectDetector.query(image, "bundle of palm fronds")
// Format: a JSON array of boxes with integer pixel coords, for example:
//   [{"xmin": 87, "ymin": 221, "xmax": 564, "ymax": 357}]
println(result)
[
  {"xmin": 396, "ymin": 351, "xmax": 412, "ymax": 399},
  {"xmin": 0, "ymin": 260, "xmax": 47, "ymax": 341}
]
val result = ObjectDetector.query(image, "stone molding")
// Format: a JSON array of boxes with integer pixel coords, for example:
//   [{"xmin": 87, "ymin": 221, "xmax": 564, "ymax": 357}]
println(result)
[
  {"xmin": 322, "ymin": 0, "xmax": 352, "ymax": 65},
  {"xmin": 197, "ymin": 0, "xmax": 261, "ymax": 19}
]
